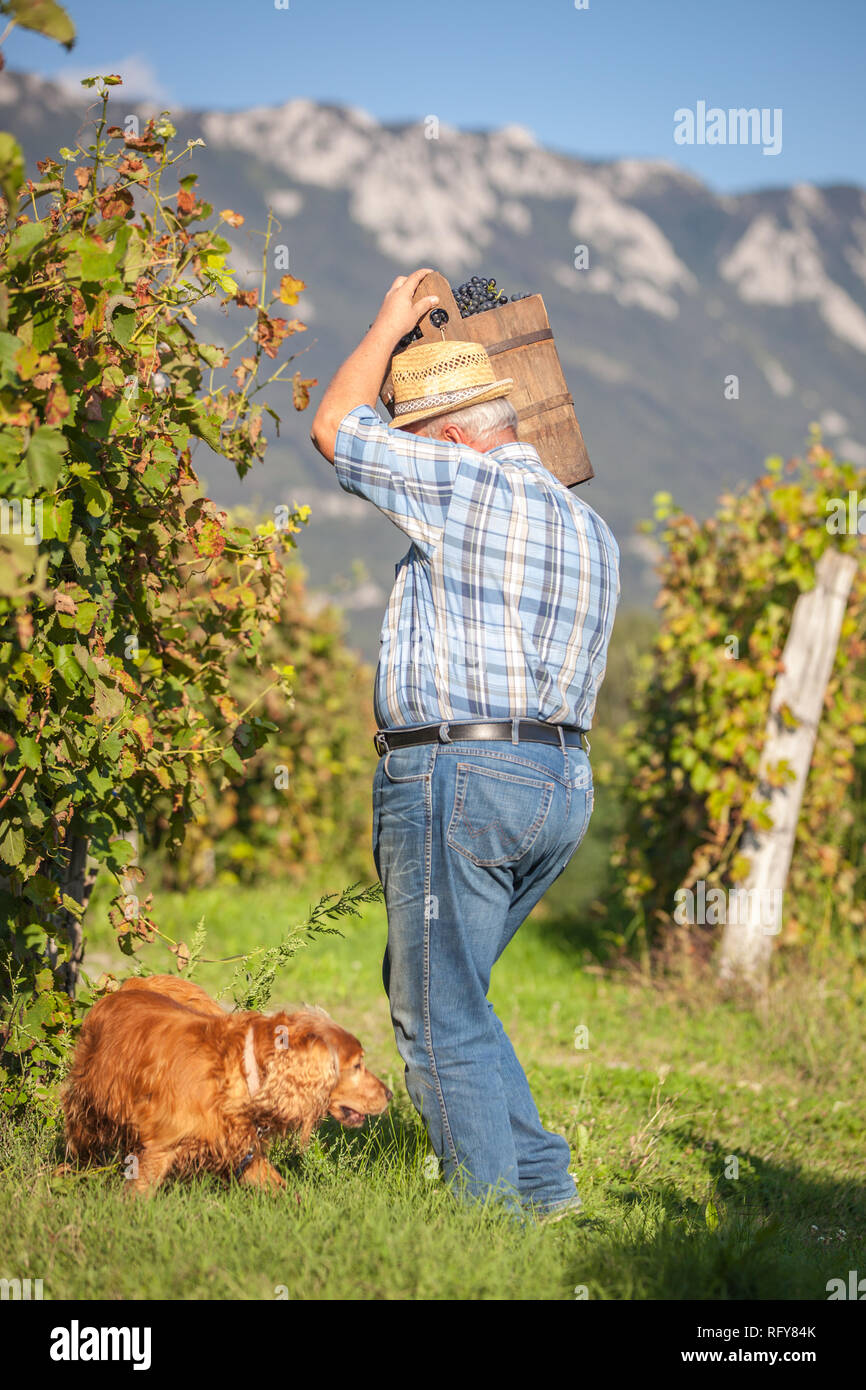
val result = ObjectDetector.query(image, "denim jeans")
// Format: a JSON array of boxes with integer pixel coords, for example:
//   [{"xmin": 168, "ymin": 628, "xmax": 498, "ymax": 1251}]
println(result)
[{"xmin": 372, "ymin": 733, "xmax": 593, "ymax": 1218}]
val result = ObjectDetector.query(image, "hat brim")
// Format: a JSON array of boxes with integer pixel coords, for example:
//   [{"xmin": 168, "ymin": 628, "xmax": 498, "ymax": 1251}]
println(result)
[{"xmin": 388, "ymin": 378, "xmax": 515, "ymax": 430}]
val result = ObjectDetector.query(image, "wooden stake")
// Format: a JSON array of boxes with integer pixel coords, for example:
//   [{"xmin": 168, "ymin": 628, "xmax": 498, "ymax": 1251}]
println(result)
[{"xmin": 717, "ymin": 548, "xmax": 858, "ymax": 994}]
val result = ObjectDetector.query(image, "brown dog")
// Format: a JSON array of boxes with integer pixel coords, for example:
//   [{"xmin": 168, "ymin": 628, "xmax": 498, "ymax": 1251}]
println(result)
[{"xmin": 62, "ymin": 975, "xmax": 391, "ymax": 1195}]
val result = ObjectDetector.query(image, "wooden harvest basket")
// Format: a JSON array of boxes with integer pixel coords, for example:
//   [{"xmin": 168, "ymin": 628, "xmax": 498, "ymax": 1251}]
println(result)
[{"xmin": 380, "ymin": 271, "xmax": 593, "ymax": 487}]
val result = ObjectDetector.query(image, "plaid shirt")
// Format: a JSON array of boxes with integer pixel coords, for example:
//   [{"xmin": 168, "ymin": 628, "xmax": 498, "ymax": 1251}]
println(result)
[{"xmin": 333, "ymin": 405, "xmax": 620, "ymax": 731}]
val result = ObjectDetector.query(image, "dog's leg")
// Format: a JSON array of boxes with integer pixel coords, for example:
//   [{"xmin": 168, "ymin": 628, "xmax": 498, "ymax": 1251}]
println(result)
[
  {"xmin": 55, "ymin": 1123, "xmax": 108, "ymax": 1175},
  {"xmin": 125, "ymin": 1143, "xmax": 176, "ymax": 1198},
  {"xmin": 238, "ymin": 1156, "xmax": 286, "ymax": 1192}
]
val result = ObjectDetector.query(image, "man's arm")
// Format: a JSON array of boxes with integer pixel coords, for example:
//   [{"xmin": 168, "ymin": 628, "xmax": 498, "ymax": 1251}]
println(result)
[{"xmin": 309, "ymin": 268, "xmax": 439, "ymax": 463}]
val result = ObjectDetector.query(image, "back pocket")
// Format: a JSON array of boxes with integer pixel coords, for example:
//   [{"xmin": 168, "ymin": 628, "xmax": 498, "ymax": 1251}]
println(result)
[{"xmin": 446, "ymin": 762, "xmax": 555, "ymax": 867}]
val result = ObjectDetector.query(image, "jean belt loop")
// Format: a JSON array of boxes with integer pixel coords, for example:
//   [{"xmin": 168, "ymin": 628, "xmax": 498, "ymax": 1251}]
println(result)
[
  {"xmin": 511, "ymin": 717, "xmax": 519, "ymax": 745},
  {"xmin": 583, "ymin": 731, "xmax": 592, "ymax": 756},
  {"xmin": 438, "ymin": 721, "xmax": 452, "ymax": 744}
]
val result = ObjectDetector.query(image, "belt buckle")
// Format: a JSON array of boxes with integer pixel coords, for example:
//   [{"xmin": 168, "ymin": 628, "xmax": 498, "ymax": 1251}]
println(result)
[{"xmin": 374, "ymin": 731, "xmax": 389, "ymax": 757}]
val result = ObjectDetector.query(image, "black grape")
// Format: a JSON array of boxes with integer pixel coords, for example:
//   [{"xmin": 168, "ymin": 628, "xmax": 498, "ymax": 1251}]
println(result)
[{"xmin": 396, "ymin": 324, "xmax": 424, "ymax": 350}]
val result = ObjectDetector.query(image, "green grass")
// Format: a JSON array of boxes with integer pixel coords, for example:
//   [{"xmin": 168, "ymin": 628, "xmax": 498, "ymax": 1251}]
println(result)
[{"xmin": 1, "ymin": 870, "xmax": 864, "ymax": 1301}]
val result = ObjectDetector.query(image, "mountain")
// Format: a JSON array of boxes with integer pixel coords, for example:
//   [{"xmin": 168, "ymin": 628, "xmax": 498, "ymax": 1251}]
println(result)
[{"xmin": 3, "ymin": 69, "xmax": 866, "ymax": 661}]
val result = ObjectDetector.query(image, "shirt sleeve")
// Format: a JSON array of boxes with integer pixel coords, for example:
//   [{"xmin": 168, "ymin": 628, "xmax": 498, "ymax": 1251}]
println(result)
[{"xmin": 333, "ymin": 404, "xmax": 460, "ymax": 557}]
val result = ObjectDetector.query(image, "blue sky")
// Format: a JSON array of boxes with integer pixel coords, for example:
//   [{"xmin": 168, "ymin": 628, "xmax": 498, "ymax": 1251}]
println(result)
[{"xmin": 6, "ymin": 0, "xmax": 865, "ymax": 192}]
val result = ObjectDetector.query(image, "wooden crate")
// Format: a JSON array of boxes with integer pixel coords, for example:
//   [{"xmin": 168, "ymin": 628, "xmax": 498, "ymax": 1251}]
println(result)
[{"xmin": 379, "ymin": 271, "xmax": 593, "ymax": 487}]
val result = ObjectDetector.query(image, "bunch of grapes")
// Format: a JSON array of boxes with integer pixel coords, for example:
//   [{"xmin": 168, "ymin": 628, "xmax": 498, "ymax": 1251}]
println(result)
[
  {"xmin": 453, "ymin": 275, "xmax": 532, "ymax": 317},
  {"xmin": 396, "ymin": 324, "xmax": 425, "ymax": 350},
  {"xmin": 394, "ymin": 274, "xmax": 533, "ymax": 349}
]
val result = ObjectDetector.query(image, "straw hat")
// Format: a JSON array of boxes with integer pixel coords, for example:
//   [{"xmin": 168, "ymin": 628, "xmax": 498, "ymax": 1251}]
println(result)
[{"xmin": 387, "ymin": 340, "xmax": 514, "ymax": 429}]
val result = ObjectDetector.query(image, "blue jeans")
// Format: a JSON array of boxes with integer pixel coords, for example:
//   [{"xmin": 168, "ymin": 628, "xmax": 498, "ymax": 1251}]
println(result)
[{"xmin": 372, "ymin": 733, "xmax": 594, "ymax": 1218}]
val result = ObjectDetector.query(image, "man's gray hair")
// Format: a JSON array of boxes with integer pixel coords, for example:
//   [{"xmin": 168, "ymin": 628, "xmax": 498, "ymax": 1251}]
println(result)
[{"xmin": 417, "ymin": 396, "xmax": 518, "ymax": 446}]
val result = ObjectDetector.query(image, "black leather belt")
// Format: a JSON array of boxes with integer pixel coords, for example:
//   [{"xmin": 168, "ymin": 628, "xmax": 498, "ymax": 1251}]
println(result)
[{"xmin": 373, "ymin": 719, "xmax": 587, "ymax": 757}]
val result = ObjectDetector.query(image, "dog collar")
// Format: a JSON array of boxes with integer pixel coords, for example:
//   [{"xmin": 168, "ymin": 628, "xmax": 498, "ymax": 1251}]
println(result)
[
  {"xmin": 242, "ymin": 1024, "xmax": 261, "ymax": 1097},
  {"xmin": 234, "ymin": 1149, "xmax": 255, "ymax": 1180}
]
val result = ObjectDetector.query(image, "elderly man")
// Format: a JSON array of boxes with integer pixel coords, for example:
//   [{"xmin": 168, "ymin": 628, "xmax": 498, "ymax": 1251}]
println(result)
[{"xmin": 311, "ymin": 269, "xmax": 620, "ymax": 1221}]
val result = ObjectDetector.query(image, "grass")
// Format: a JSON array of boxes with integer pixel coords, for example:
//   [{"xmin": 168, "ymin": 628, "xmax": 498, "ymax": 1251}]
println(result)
[{"xmin": 1, "ymin": 863, "xmax": 864, "ymax": 1301}]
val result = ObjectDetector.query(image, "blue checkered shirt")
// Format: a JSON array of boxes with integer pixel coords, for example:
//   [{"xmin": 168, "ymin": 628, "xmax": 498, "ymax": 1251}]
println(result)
[{"xmin": 333, "ymin": 405, "xmax": 620, "ymax": 731}]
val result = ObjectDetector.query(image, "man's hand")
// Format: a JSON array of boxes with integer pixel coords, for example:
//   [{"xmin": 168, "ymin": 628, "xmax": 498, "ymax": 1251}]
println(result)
[
  {"xmin": 373, "ymin": 269, "xmax": 440, "ymax": 345},
  {"xmin": 310, "ymin": 269, "xmax": 439, "ymax": 463}
]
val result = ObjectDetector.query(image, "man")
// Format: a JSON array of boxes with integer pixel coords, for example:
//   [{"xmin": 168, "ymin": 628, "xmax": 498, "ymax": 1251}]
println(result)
[{"xmin": 311, "ymin": 268, "xmax": 620, "ymax": 1221}]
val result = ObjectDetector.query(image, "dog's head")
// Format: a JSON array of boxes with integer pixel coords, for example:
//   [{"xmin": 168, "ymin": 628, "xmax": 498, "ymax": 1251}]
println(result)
[
  {"xmin": 315, "ymin": 1012, "xmax": 393, "ymax": 1129},
  {"xmin": 244, "ymin": 1008, "xmax": 391, "ymax": 1142}
]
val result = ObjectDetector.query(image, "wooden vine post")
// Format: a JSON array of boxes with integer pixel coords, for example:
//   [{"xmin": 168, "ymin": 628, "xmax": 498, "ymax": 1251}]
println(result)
[{"xmin": 717, "ymin": 548, "xmax": 859, "ymax": 994}]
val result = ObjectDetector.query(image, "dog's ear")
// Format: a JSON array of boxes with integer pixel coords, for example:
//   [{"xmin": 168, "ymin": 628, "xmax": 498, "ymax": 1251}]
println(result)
[
  {"xmin": 246, "ymin": 1015, "xmax": 291, "ymax": 1072},
  {"xmin": 292, "ymin": 1012, "xmax": 342, "ymax": 1073},
  {"xmin": 275, "ymin": 1013, "xmax": 340, "ymax": 1088},
  {"xmin": 248, "ymin": 1013, "xmax": 338, "ymax": 1145}
]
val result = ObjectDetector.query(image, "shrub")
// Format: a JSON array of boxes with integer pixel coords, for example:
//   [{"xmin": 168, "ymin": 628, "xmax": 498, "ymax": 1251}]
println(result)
[
  {"xmin": 610, "ymin": 441, "xmax": 865, "ymax": 962},
  {"xmin": 0, "ymin": 71, "xmax": 318, "ymax": 1111}
]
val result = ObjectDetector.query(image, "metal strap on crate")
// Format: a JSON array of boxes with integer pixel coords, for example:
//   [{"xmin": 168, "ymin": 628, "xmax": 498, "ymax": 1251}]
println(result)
[
  {"xmin": 518, "ymin": 391, "xmax": 575, "ymax": 420},
  {"xmin": 483, "ymin": 328, "xmax": 554, "ymax": 357}
]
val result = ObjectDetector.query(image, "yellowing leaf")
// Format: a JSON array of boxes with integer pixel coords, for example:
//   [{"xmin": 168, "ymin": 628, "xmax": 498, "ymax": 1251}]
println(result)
[
  {"xmin": 292, "ymin": 371, "xmax": 316, "ymax": 411},
  {"xmin": 278, "ymin": 275, "xmax": 306, "ymax": 305}
]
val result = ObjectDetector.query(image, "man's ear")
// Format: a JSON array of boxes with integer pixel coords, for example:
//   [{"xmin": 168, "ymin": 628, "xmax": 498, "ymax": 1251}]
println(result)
[{"xmin": 439, "ymin": 424, "xmax": 465, "ymax": 445}]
